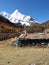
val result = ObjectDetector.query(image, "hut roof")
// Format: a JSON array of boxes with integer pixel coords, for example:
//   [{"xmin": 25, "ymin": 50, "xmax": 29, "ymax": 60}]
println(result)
[
  {"xmin": 44, "ymin": 29, "xmax": 49, "ymax": 33},
  {"xmin": 19, "ymin": 33, "xmax": 49, "ymax": 40}
]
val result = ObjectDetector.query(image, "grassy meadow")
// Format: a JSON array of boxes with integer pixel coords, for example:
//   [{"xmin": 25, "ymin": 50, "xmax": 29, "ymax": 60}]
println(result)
[{"xmin": 0, "ymin": 46, "xmax": 49, "ymax": 65}]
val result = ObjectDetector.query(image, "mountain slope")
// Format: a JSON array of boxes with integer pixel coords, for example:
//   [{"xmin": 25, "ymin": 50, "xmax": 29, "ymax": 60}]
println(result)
[
  {"xmin": 0, "ymin": 10, "xmax": 39, "ymax": 26},
  {"xmin": 26, "ymin": 24, "xmax": 45, "ymax": 33},
  {"xmin": 42, "ymin": 20, "xmax": 49, "ymax": 29},
  {"xmin": 0, "ymin": 15, "xmax": 23, "ymax": 34},
  {"xmin": 26, "ymin": 20, "xmax": 49, "ymax": 33}
]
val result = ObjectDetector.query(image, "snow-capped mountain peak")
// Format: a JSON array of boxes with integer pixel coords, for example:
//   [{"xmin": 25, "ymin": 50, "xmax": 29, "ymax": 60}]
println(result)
[
  {"xmin": 10, "ymin": 10, "xmax": 25, "ymax": 20},
  {"xmin": 0, "ymin": 9, "xmax": 39, "ymax": 26}
]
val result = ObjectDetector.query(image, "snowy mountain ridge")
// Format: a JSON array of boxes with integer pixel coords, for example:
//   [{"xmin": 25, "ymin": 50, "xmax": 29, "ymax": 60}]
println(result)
[{"xmin": 0, "ymin": 9, "xmax": 39, "ymax": 26}]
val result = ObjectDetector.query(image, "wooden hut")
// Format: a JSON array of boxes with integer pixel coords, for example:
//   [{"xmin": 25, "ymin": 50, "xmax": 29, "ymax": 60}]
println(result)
[{"xmin": 18, "ymin": 29, "xmax": 49, "ymax": 47}]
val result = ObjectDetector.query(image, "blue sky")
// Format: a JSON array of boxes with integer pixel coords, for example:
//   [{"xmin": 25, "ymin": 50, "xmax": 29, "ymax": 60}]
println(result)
[{"xmin": 0, "ymin": 0, "xmax": 49, "ymax": 23}]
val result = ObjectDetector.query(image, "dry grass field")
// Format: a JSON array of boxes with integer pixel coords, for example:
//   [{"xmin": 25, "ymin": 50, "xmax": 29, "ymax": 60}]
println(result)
[
  {"xmin": 0, "ymin": 38, "xmax": 49, "ymax": 65},
  {"xmin": 0, "ymin": 46, "xmax": 49, "ymax": 65}
]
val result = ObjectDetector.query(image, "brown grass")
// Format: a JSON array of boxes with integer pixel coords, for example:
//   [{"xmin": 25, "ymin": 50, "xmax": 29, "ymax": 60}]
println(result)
[
  {"xmin": 0, "ymin": 46, "xmax": 49, "ymax": 65},
  {"xmin": 0, "ymin": 37, "xmax": 16, "ymax": 47}
]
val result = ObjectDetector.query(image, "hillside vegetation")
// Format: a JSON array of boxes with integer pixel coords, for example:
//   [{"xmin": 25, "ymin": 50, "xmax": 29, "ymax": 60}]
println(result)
[
  {"xmin": 42, "ymin": 20, "xmax": 49, "ymax": 28},
  {"xmin": 26, "ymin": 24, "xmax": 45, "ymax": 33},
  {"xmin": 26, "ymin": 20, "xmax": 49, "ymax": 33},
  {"xmin": 0, "ymin": 15, "xmax": 23, "ymax": 35}
]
